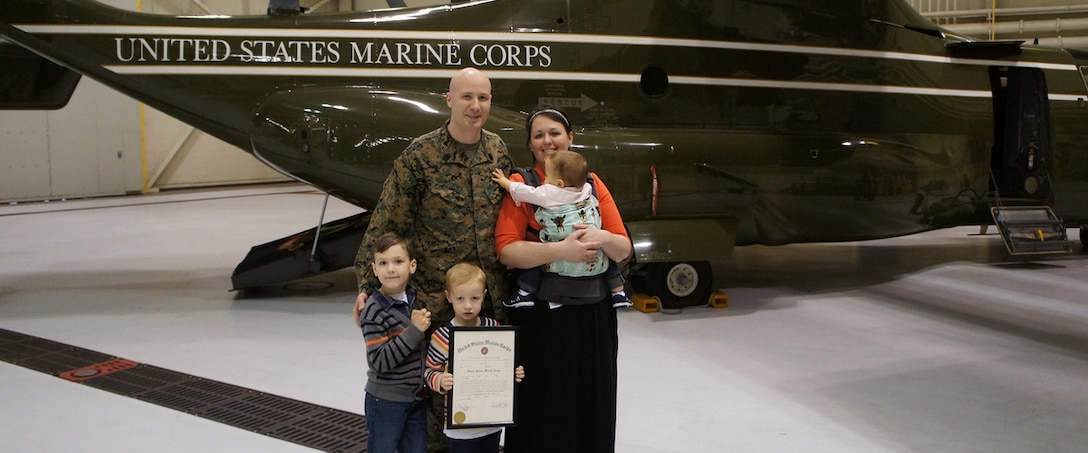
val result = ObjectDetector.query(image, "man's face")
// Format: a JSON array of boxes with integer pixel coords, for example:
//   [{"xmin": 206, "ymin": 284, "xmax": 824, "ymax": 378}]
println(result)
[{"xmin": 445, "ymin": 71, "xmax": 492, "ymax": 139}]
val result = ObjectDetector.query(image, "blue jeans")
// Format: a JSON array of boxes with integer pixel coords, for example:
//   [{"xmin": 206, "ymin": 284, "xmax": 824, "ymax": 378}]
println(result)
[
  {"xmin": 448, "ymin": 431, "xmax": 501, "ymax": 453},
  {"xmin": 364, "ymin": 392, "xmax": 427, "ymax": 453}
]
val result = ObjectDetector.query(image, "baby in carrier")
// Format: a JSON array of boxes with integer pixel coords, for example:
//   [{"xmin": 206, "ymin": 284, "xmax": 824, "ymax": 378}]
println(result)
[{"xmin": 491, "ymin": 150, "xmax": 631, "ymax": 309}]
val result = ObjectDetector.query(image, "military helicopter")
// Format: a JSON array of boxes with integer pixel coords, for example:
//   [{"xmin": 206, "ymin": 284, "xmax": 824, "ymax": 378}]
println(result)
[{"xmin": 3, "ymin": 0, "xmax": 1087, "ymax": 309}]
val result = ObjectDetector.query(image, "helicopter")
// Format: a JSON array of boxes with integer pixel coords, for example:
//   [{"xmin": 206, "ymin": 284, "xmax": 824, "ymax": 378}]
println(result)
[{"xmin": 3, "ymin": 0, "xmax": 1086, "ymax": 308}]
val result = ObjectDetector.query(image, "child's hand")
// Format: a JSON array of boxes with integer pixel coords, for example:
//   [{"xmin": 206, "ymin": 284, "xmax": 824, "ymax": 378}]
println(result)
[
  {"xmin": 440, "ymin": 372, "xmax": 454, "ymax": 392},
  {"xmin": 411, "ymin": 308, "xmax": 431, "ymax": 331},
  {"xmin": 491, "ymin": 168, "xmax": 512, "ymax": 191},
  {"xmin": 515, "ymin": 365, "xmax": 525, "ymax": 383}
]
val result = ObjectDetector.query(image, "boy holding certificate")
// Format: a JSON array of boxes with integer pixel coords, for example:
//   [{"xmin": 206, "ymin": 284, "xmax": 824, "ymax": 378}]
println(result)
[{"xmin": 424, "ymin": 262, "xmax": 525, "ymax": 453}]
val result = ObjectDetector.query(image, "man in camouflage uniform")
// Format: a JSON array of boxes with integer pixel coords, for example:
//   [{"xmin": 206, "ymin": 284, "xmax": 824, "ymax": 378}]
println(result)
[{"xmin": 353, "ymin": 67, "xmax": 512, "ymax": 453}]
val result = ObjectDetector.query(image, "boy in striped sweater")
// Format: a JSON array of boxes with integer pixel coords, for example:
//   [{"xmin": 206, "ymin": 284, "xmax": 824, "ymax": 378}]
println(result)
[
  {"xmin": 425, "ymin": 262, "xmax": 525, "ymax": 453},
  {"xmin": 360, "ymin": 232, "xmax": 432, "ymax": 453}
]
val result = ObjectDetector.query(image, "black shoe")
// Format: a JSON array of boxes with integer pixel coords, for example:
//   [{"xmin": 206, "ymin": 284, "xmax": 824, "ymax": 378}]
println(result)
[
  {"xmin": 502, "ymin": 292, "xmax": 536, "ymax": 309},
  {"xmin": 611, "ymin": 293, "xmax": 633, "ymax": 309}
]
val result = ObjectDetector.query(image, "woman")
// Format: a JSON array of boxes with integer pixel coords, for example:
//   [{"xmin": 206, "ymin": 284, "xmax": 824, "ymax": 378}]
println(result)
[{"xmin": 494, "ymin": 105, "xmax": 631, "ymax": 453}]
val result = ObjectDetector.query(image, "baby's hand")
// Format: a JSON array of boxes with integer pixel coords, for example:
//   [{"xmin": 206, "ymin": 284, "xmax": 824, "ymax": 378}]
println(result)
[
  {"xmin": 491, "ymin": 168, "xmax": 512, "ymax": 191},
  {"xmin": 411, "ymin": 308, "xmax": 431, "ymax": 331}
]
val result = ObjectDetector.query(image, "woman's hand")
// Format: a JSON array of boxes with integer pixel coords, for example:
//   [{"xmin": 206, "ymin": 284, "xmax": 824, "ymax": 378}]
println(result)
[
  {"xmin": 573, "ymin": 224, "xmax": 609, "ymax": 244},
  {"xmin": 573, "ymin": 224, "xmax": 631, "ymax": 262},
  {"xmin": 559, "ymin": 228, "xmax": 601, "ymax": 263},
  {"xmin": 499, "ymin": 225, "xmax": 614, "ymax": 269}
]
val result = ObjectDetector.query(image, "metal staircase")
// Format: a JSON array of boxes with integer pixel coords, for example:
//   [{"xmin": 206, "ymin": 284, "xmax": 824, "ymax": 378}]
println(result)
[{"xmin": 989, "ymin": 205, "xmax": 1074, "ymax": 255}]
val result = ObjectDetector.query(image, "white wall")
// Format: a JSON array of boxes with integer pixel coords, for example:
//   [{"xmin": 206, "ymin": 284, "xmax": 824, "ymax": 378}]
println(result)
[
  {"xmin": 910, "ymin": 1, "xmax": 1088, "ymax": 47},
  {"xmin": 0, "ymin": 0, "xmax": 448, "ymax": 203},
  {"xmin": 0, "ymin": 0, "xmax": 145, "ymax": 202},
  {"xmin": 0, "ymin": 0, "xmax": 457, "ymax": 203},
  {"xmin": 0, "ymin": 0, "xmax": 256, "ymax": 202}
]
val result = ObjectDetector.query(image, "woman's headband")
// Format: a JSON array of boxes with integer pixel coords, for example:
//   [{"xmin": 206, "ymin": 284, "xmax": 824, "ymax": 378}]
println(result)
[{"xmin": 527, "ymin": 108, "xmax": 571, "ymax": 131}]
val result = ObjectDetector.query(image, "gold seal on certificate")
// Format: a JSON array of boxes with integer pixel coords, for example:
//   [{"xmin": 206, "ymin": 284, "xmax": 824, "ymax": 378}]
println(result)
[{"xmin": 446, "ymin": 326, "xmax": 518, "ymax": 428}]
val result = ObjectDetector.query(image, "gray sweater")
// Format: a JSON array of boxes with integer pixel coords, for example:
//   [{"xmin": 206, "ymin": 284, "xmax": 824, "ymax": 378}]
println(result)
[{"xmin": 360, "ymin": 287, "xmax": 426, "ymax": 402}]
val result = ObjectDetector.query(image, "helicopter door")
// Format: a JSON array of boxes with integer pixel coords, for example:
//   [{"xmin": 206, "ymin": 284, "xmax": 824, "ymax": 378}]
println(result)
[
  {"xmin": 989, "ymin": 66, "xmax": 1052, "ymax": 201},
  {"xmin": 987, "ymin": 66, "xmax": 1073, "ymax": 255}
]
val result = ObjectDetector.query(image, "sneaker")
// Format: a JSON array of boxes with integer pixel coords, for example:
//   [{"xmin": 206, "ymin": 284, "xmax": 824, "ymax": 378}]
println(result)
[
  {"xmin": 611, "ymin": 293, "xmax": 633, "ymax": 309},
  {"xmin": 502, "ymin": 292, "xmax": 536, "ymax": 309}
]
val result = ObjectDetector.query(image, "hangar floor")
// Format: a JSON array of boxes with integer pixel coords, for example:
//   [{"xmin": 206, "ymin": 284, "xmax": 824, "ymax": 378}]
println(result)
[{"xmin": 2, "ymin": 184, "xmax": 1087, "ymax": 452}]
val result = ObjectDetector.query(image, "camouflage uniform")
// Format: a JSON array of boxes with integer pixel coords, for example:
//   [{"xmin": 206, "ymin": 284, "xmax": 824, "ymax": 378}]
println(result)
[
  {"xmin": 353, "ymin": 120, "xmax": 513, "ymax": 453},
  {"xmin": 355, "ymin": 120, "xmax": 513, "ymax": 324}
]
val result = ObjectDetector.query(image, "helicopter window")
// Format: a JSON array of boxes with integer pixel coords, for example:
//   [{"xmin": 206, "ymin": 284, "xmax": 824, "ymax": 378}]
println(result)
[
  {"xmin": 1079, "ymin": 66, "xmax": 1088, "ymax": 97},
  {"xmin": 640, "ymin": 66, "xmax": 669, "ymax": 97}
]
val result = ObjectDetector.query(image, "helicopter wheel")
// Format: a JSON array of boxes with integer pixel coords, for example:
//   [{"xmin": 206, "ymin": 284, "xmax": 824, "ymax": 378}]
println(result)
[{"xmin": 641, "ymin": 261, "xmax": 713, "ymax": 310}]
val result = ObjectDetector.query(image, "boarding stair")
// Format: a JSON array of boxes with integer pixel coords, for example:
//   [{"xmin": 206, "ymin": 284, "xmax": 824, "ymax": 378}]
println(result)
[{"xmin": 989, "ymin": 205, "xmax": 1074, "ymax": 255}]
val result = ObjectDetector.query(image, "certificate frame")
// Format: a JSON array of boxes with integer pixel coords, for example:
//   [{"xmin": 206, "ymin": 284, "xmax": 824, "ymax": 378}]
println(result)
[{"xmin": 446, "ymin": 326, "xmax": 518, "ymax": 429}]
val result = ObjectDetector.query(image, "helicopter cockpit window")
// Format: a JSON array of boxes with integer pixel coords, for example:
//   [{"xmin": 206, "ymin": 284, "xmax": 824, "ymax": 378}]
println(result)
[{"xmin": 1079, "ymin": 66, "xmax": 1088, "ymax": 97}]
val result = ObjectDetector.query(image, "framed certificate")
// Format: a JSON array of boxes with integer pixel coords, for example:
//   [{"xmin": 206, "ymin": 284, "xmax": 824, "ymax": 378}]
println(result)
[{"xmin": 446, "ymin": 326, "xmax": 518, "ymax": 428}]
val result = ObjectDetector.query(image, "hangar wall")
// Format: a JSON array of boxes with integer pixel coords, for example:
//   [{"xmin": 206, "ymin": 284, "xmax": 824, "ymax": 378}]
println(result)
[
  {"xmin": 910, "ymin": 0, "xmax": 1088, "ymax": 48},
  {"xmin": 0, "ymin": 0, "xmax": 142, "ymax": 203},
  {"xmin": 0, "ymin": 0, "xmax": 447, "ymax": 203},
  {"xmin": 2, "ymin": 0, "xmax": 1088, "ymax": 203}
]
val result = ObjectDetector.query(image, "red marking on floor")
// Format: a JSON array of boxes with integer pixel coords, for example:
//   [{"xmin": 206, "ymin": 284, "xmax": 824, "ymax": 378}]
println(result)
[{"xmin": 58, "ymin": 358, "xmax": 140, "ymax": 382}]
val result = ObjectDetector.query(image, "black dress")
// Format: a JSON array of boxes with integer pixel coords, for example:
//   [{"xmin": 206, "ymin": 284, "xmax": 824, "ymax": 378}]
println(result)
[{"xmin": 504, "ymin": 298, "xmax": 619, "ymax": 452}]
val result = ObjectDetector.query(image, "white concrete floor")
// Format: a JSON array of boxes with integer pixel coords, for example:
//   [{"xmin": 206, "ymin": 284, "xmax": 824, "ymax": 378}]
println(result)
[{"xmin": 2, "ymin": 184, "xmax": 1087, "ymax": 452}]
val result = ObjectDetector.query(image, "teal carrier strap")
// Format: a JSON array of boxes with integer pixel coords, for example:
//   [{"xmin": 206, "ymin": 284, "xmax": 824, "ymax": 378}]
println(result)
[{"xmin": 512, "ymin": 167, "xmax": 607, "ymax": 305}]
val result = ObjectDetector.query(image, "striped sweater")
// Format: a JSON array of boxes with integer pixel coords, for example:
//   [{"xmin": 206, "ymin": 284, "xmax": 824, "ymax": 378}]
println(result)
[{"xmin": 360, "ymin": 287, "xmax": 426, "ymax": 402}]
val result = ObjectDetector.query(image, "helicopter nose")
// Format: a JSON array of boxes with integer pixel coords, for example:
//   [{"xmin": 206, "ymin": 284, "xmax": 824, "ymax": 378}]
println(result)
[
  {"xmin": 248, "ymin": 86, "xmax": 459, "ymax": 207},
  {"xmin": 251, "ymin": 88, "xmax": 332, "ymax": 179}
]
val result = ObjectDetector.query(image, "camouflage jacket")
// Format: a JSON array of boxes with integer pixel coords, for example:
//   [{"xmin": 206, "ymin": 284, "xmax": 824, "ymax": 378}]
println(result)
[{"xmin": 355, "ymin": 121, "xmax": 512, "ymax": 323}]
